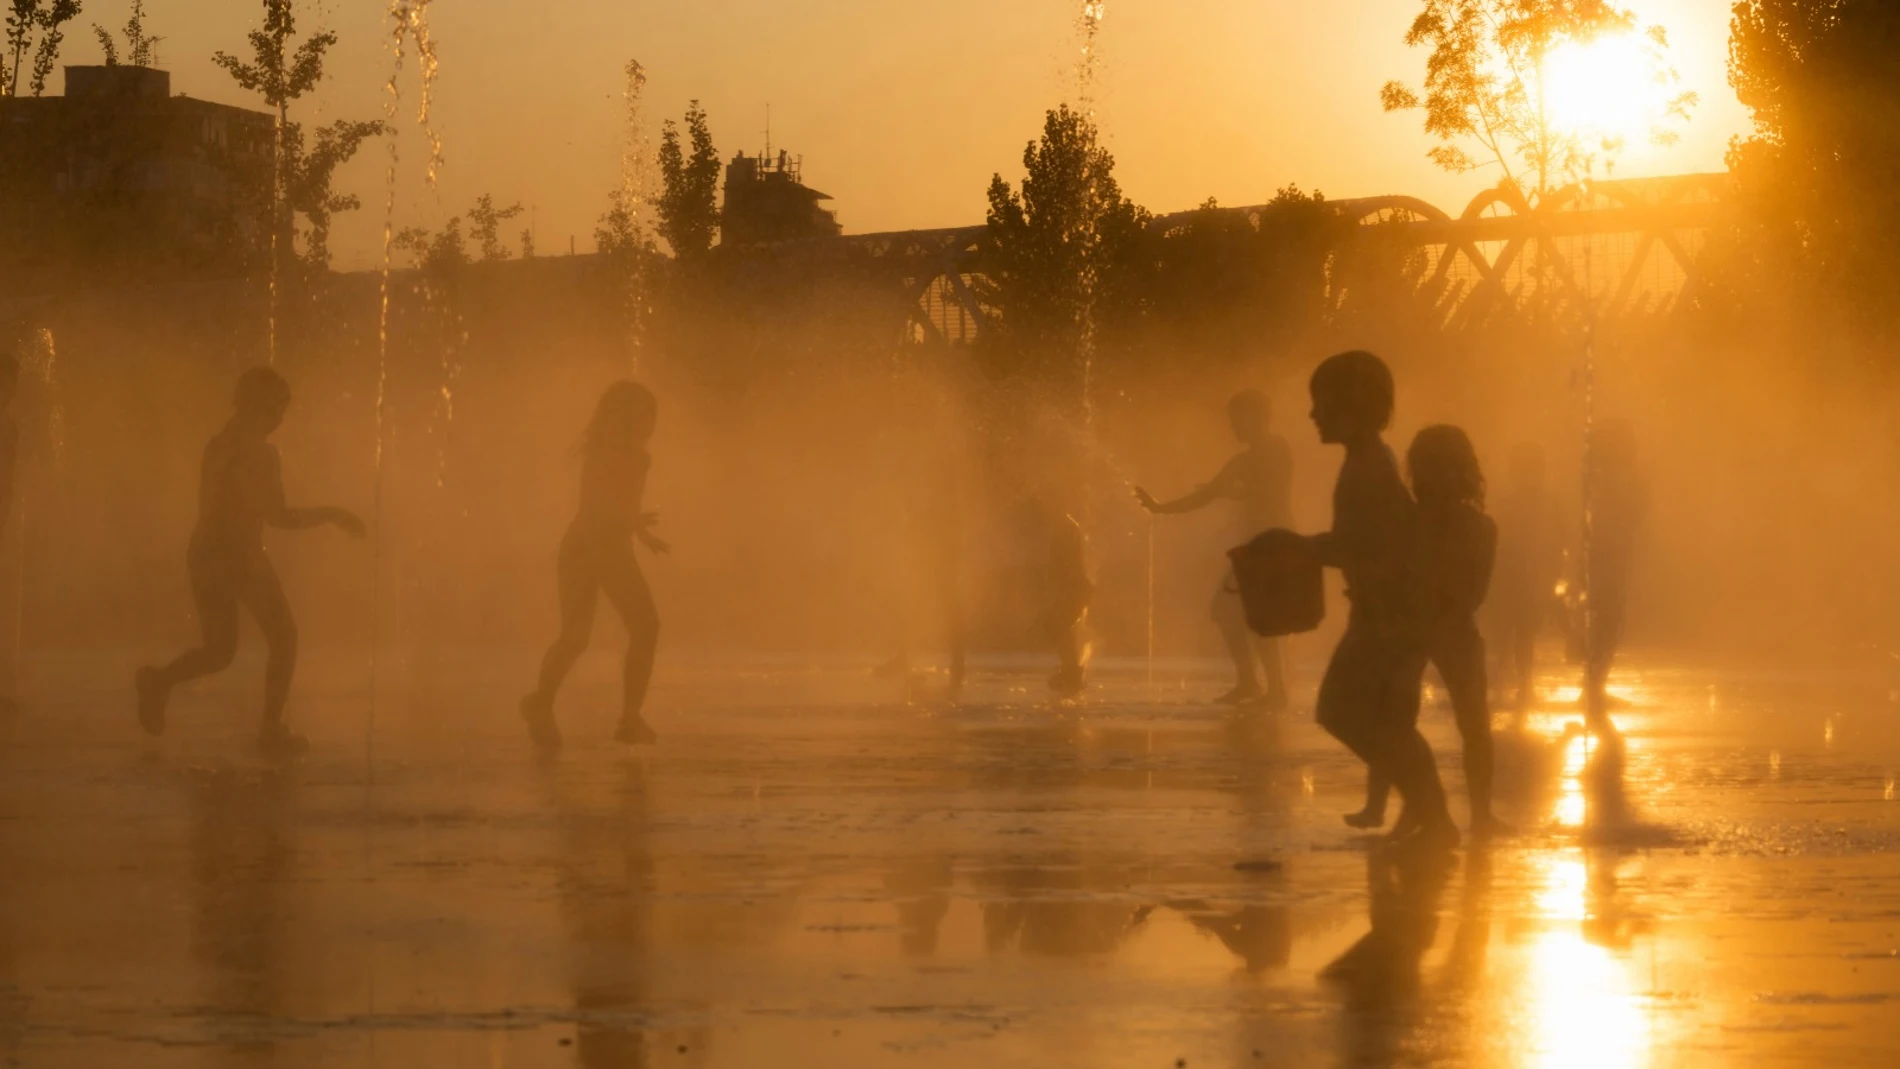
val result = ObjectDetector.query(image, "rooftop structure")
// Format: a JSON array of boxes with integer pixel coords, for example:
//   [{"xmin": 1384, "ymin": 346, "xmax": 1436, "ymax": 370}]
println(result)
[
  {"xmin": 0, "ymin": 65, "xmax": 275, "ymax": 285},
  {"xmin": 721, "ymin": 149, "xmax": 842, "ymax": 247}
]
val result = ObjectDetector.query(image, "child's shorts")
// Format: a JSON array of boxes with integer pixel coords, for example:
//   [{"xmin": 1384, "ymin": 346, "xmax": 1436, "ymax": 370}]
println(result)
[{"xmin": 1315, "ymin": 623, "xmax": 1425, "ymax": 738}]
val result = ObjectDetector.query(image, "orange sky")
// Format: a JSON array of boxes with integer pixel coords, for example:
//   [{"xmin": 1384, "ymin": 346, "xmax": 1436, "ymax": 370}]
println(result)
[{"xmin": 111, "ymin": 0, "xmax": 1748, "ymax": 269}]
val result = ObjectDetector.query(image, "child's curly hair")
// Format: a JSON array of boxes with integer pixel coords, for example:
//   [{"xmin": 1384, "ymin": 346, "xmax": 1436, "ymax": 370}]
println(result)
[{"xmin": 1408, "ymin": 424, "xmax": 1485, "ymax": 509}]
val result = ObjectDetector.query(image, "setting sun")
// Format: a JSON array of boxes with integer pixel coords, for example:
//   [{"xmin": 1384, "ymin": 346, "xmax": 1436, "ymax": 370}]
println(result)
[{"xmin": 1545, "ymin": 31, "xmax": 1668, "ymax": 148}]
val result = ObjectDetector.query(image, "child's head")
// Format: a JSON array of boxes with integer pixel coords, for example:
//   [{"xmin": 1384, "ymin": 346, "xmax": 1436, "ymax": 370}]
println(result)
[
  {"xmin": 1227, "ymin": 389, "xmax": 1270, "ymax": 444},
  {"xmin": 586, "ymin": 380, "xmax": 658, "ymax": 453},
  {"xmin": 233, "ymin": 366, "xmax": 292, "ymax": 434},
  {"xmin": 1509, "ymin": 441, "xmax": 1546, "ymax": 493},
  {"xmin": 1407, "ymin": 424, "xmax": 1485, "ymax": 509},
  {"xmin": 1308, "ymin": 350, "xmax": 1393, "ymax": 445}
]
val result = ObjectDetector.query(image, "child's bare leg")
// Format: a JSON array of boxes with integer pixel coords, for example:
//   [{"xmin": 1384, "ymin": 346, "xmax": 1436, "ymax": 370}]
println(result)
[
  {"xmin": 1213, "ymin": 586, "xmax": 1264, "ymax": 703},
  {"xmin": 138, "ymin": 548, "xmax": 239, "ymax": 736},
  {"xmin": 1346, "ymin": 770, "xmax": 1391, "ymax": 829},
  {"xmin": 1259, "ymin": 636, "xmax": 1289, "ymax": 710},
  {"xmin": 524, "ymin": 540, "xmax": 597, "ymax": 750},
  {"xmin": 240, "ymin": 560, "xmax": 298, "ymax": 729},
  {"xmin": 601, "ymin": 550, "xmax": 659, "ymax": 744}
]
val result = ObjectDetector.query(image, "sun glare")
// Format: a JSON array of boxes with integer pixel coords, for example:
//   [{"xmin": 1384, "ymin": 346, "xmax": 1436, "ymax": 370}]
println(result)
[{"xmin": 1544, "ymin": 32, "xmax": 1663, "ymax": 149}]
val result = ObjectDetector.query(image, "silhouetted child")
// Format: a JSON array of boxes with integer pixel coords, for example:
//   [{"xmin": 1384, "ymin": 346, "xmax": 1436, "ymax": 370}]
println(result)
[
  {"xmin": 1347, "ymin": 426, "xmax": 1502, "ymax": 837},
  {"xmin": 136, "ymin": 367, "xmax": 365, "ymax": 757},
  {"xmin": 1020, "ymin": 497, "xmax": 1093, "ymax": 698},
  {"xmin": 1491, "ymin": 442, "xmax": 1560, "ymax": 712},
  {"xmin": 1305, "ymin": 351, "xmax": 1456, "ymax": 851},
  {"xmin": 521, "ymin": 382, "xmax": 667, "ymax": 752},
  {"xmin": 0, "ymin": 356, "xmax": 16, "ymax": 719},
  {"xmin": 1583, "ymin": 419, "xmax": 1646, "ymax": 734},
  {"xmin": 1135, "ymin": 389, "xmax": 1294, "ymax": 709}
]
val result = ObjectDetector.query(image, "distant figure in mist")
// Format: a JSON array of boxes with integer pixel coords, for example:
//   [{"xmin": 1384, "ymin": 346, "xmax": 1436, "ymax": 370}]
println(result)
[
  {"xmin": 1583, "ymin": 420, "xmax": 1647, "ymax": 733},
  {"xmin": 1491, "ymin": 443, "xmax": 1561, "ymax": 712},
  {"xmin": 877, "ymin": 402, "xmax": 967, "ymax": 700},
  {"xmin": 0, "ymin": 356, "xmax": 18, "ymax": 719},
  {"xmin": 1135, "ymin": 389, "xmax": 1294, "ymax": 710},
  {"xmin": 1347, "ymin": 426, "xmax": 1503, "ymax": 838},
  {"xmin": 1305, "ymin": 351, "xmax": 1456, "ymax": 851},
  {"xmin": 136, "ymin": 368, "xmax": 366, "ymax": 757},
  {"xmin": 521, "ymin": 381, "xmax": 667, "ymax": 752},
  {"xmin": 1020, "ymin": 497, "xmax": 1093, "ymax": 698}
]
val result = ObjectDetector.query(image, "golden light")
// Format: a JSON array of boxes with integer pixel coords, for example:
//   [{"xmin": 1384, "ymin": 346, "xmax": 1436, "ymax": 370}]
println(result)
[
  {"xmin": 1544, "ymin": 32, "xmax": 1664, "ymax": 148},
  {"xmin": 1522, "ymin": 857, "xmax": 1655, "ymax": 1069}
]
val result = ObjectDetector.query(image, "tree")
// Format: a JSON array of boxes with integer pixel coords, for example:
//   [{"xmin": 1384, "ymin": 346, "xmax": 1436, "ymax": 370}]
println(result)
[
  {"xmin": 1720, "ymin": 1, "xmax": 1900, "ymax": 328},
  {"xmin": 594, "ymin": 188, "xmax": 651, "ymax": 261},
  {"xmin": 282, "ymin": 118, "xmax": 385, "ymax": 269},
  {"xmin": 91, "ymin": 0, "xmax": 157, "ymax": 68},
  {"xmin": 214, "ymin": 0, "xmax": 336, "ymax": 269},
  {"xmin": 466, "ymin": 194, "xmax": 524, "ymax": 262},
  {"xmin": 5, "ymin": 0, "xmax": 82, "ymax": 97},
  {"xmin": 1382, "ymin": 0, "xmax": 1695, "ymax": 200},
  {"xmin": 394, "ymin": 219, "xmax": 468, "ymax": 275},
  {"xmin": 656, "ymin": 101, "xmax": 721, "ymax": 257},
  {"xmin": 977, "ymin": 104, "xmax": 1151, "ymax": 396}
]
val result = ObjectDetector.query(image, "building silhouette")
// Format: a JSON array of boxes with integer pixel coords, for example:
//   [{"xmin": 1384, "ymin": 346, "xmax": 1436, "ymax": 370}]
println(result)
[
  {"xmin": 0, "ymin": 65, "xmax": 274, "ymax": 286},
  {"xmin": 721, "ymin": 149, "xmax": 841, "ymax": 247}
]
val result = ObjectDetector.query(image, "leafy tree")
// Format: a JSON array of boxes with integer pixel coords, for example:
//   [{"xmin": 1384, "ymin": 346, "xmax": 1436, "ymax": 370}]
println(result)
[
  {"xmin": 214, "ymin": 0, "xmax": 335, "ymax": 263},
  {"xmin": 466, "ymin": 194, "xmax": 524, "ymax": 262},
  {"xmin": 394, "ymin": 219, "xmax": 468, "ymax": 275},
  {"xmin": 977, "ymin": 104, "xmax": 1151, "ymax": 397},
  {"xmin": 594, "ymin": 188, "xmax": 651, "ymax": 261},
  {"xmin": 91, "ymin": 0, "xmax": 157, "ymax": 68},
  {"xmin": 5, "ymin": 0, "xmax": 82, "ymax": 97},
  {"xmin": 1382, "ymin": 0, "xmax": 1695, "ymax": 200},
  {"xmin": 656, "ymin": 101, "xmax": 721, "ymax": 257},
  {"xmin": 282, "ymin": 118, "xmax": 385, "ymax": 269},
  {"xmin": 1720, "ymin": 0, "xmax": 1900, "ymax": 328}
]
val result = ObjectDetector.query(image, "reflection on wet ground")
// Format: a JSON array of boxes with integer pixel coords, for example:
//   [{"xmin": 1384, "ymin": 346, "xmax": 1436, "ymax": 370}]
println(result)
[{"xmin": 1, "ymin": 652, "xmax": 1898, "ymax": 1066}]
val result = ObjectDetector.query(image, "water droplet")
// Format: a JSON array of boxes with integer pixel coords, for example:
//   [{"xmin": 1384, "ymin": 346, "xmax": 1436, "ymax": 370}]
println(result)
[
  {"xmin": 1825, "ymin": 718, "xmax": 1836, "ymax": 747},
  {"xmin": 1300, "ymin": 768, "xmax": 1315, "ymax": 798},
  {"xmin": 1885, "ymin": 775, "xmax": 1895, "ymax": 802},
  {"xmin": 1769, "ymin": 750, "xmax": 1782, "ymax": 777}
]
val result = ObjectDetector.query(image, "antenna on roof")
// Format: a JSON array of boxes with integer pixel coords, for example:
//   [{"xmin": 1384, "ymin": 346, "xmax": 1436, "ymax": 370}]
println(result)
[{"xmin": 763, "ymin": 103, "xmax": 773, "ymax": 162}]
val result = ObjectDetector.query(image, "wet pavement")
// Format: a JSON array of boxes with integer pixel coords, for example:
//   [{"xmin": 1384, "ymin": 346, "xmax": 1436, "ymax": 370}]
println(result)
[{"xmin": 2, "ymin": 651, "xmax": 1898, "ymax": 1067}]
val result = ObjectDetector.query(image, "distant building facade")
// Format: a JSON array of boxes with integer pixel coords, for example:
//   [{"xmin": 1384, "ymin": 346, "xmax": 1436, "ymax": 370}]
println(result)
[
  {"xmin": 721, "ymin": 149, "xmax": 842, "ymax": 246},
  {"xmin": 0, "ymin": 65, "xmax": 274, "ymax": 286}
]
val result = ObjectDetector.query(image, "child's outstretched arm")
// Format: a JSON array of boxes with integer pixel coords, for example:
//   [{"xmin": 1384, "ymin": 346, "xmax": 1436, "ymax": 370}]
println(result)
[
  {"xmin": 1135, "ymin": 455, "xmax": 1243, "ymax": 515},
  {"xmin": 260, "ymin": 449, "xmax": 366, "ymax": 537}
]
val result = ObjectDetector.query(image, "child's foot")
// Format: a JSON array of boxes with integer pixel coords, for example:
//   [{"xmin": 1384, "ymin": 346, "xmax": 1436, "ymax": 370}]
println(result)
[
  {"xmin": 1048, "ymin": 667, "xmax": 1086, "ymax": 699},
  {"xmin": 613, "ymin": 714, "xmax": 658, "ymax": 746},
  {"xmin": 257, "ymin": 723, "xmax": 310, "ymax": 760},
  {"xmin": 1259, "ymin": 687, "xmax": 1290, "ymax": 713},
  {"xmin": 135, "ymin": 667, "xmax": 168, "ymax": 737},
  {"xmin": 520, "ymin": 693, "xmax": 561, "ymax": 753},
  {"xmin": 1214, "ymin": 684, "xmax": 1266, "ymax": 706},
  {"xmin": 1343, "ymin": 807, "xmax": 1386, "ymax": 830}
]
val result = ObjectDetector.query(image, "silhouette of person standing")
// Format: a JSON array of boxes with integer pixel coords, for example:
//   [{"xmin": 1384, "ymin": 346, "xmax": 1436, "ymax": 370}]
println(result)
[
  {"xmin": 1583, "ymin": 420, "xmax": 1646, "ymax": 734},
  {"xmin": 0, "ymin": 356, "xmax": 16, "ymax": 721},
  {"xmin": 1305, "ymin": 351, "xmax": 1456, "ymax": 851},
  {"xmin": 521, "ymin": 381, "xmax": 666, "ymax": 752},
  {"xmin": 1491, "ymin": 442, "xmax": 1560, "ymax": 713},
  {"xmin": 1348, "ymin": 426, "xmax": 1503, "ymax": 837},
  {"xmin": 1136, "ymin": 389, "xmax": 1294, "ymax": 709},
  {"xmin": 136, "ymin": 367, "xmax": 366, "ymax": 757}
]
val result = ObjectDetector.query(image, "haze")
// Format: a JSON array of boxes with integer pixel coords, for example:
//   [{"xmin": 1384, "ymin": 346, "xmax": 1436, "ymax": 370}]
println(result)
[{"xmin": 119, "ymin": 0, "xmax": 1747, "ymax": 269}]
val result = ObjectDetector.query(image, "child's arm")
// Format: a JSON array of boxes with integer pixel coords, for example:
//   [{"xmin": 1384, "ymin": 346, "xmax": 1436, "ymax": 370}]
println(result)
[
  {"xmin": 1136, "ymin": 455, "xmax": 1243, "ymax": 515},
  {"xmin": 260, "ymin": 448, "xmax": 366, "ymax": 536}
]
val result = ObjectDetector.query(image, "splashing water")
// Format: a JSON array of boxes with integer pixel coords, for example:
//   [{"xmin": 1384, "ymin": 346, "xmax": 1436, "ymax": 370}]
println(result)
[
  {"xmin": 375, "ymin": 0, "xmax": 443, "ymax": 767},
  {"xmin": 620, "ymin": 59, "xmax": 652, "ymax": 376},
  {"xmin": 1075, "ymin": 1, "xmax": 1105, "ymax": 114},
  {"xmin": 10, "ymin": 329, "xmax": 62, "ymax": 696}
]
